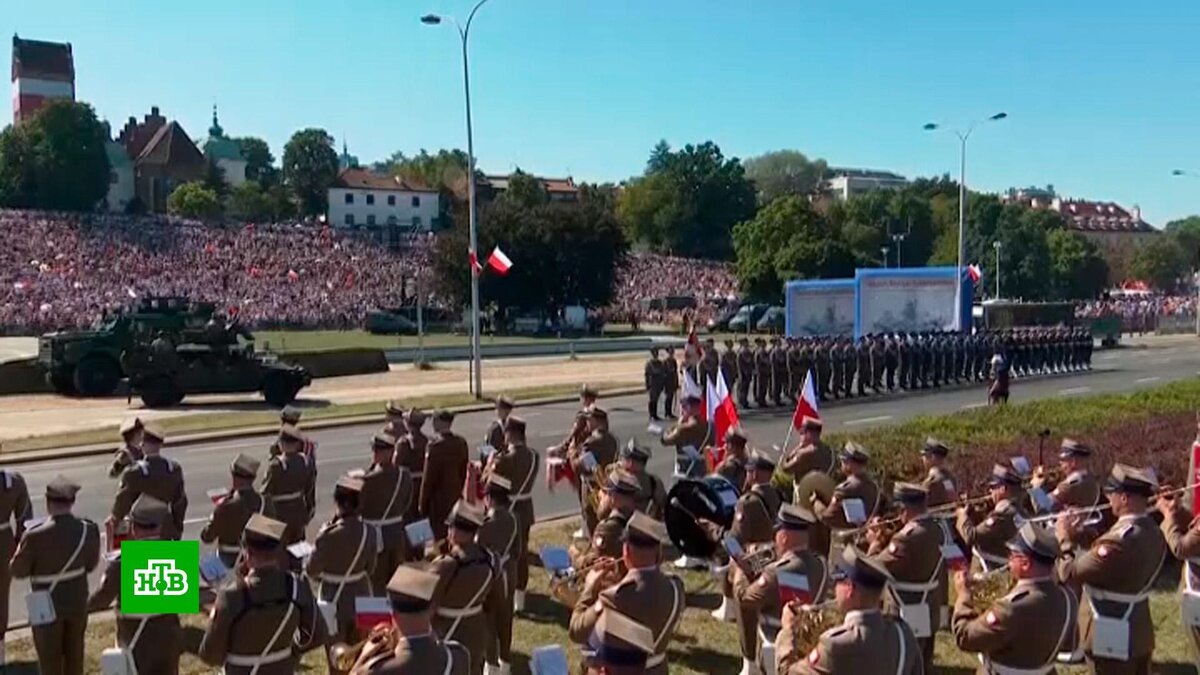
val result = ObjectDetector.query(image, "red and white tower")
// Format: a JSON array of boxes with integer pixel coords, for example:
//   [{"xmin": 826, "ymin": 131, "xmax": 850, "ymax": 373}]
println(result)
[{"xmin": 11, "ymin": 34, "xmax": 75, "ymax": 124}]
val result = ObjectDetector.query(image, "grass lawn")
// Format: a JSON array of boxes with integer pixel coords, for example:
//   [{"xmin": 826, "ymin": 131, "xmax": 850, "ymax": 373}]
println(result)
[
  {"xmin": 257, "ymin": 329, "xmax": 657, "ymax": 354},
  {"xmin": 4, "ymin": 521, "xmax": 1195, "ymax": 674}
]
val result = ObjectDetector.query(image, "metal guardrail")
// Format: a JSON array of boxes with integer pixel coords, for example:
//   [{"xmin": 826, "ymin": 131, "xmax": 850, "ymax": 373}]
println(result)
[{"xmin": 383, "ymin": 336, "xmax": 687, "ymax": 364}]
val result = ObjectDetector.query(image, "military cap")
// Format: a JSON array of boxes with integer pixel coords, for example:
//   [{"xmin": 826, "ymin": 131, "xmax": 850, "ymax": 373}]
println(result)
[
  {"xmin": 987, "ymin": 463, "xmax": 1023, "ymax": 488},
  {"xmin": 801, "ymin": 416, "xmax": 823, "ymax": 431},
  {"xmin": 649, "ymin": 346, "xmax": 660, "ymax": 355},
  {"xmin": 1006, "ymin": 521, "xmax": 1059, "ymax": 564},
  {"xmin": 142, "ymin": 423, "xmax": 165, "ymax": 443},
  {"xmin": 623, "ymin": 512, "xmax": 668, "ymax": 547},
  {"xmin": 580, "ymin": 384, "xmax": 599, "ymax": 399},
  {"xmin": 922, "ymin": 437, "xmax": 950, "ymax": 457},
  {"xmin": 724, "ymin": 339, "xmax": 734, "ymax": 347},
  {"xmin": 495, "ymin": 395, "xmax": 515, "ymax": 410},
  {"xmin": 406, "ymin": 408, "xmax": 427, "ymax": 426},
  {"xmin": 1103, "ymin": 464, "xmax": 1157, "ymax": 497},
  {"xmin": 243, "ymin": 514, "xmax": 287, "ymax": 546},
  {"xmin": 505, "ymin": 416, "xmax": 527, "ymax": 435},
  {"xmin": 725, "ymin": 428, "xmax": 747, "ymax": 445},
  {"xmin": 754, "ymin": 337, "xmax": 766, "ymax": 344},
  {"xmin": 830, "ymin": 545, "xmax": 889, "ymax": 590},
  {"xmin": 119, "ymin": 417, "xmax": 143, "ymax": 436},
  {"xmin": 335, "ymin": 475, "xmax": 365, "ymax": 494},
  {"xmin": 432, "ymin": 409, "xmax": 455, "ymax": 424},
  {"xmin": 446, "ymin": 500, "xmax": 486, "ymax": 531},
  {"xmin": 46, "ymin": 475, "xmax": 80, "ymax": 501},
  {"xmin": 602, "ymin": 469, "xmax": 640, "ymax": 496},
  {"xmin": 372, "ymin": 433, "xmax": 397, "ymax": 450},
  {"xmin": 839, "ymin": 441, "xmax": 870, "ymax": 464},
  {"xmin": 278, "ymin": 424, "xmax": 304, "ymax": 443},
  {"xmin": 280, "ymin": 405, "xmax": 302, "ymax": 423},
  {"xmin": 230, "ymin": 453, "xmax": 261, "ymax": 479},
  {"xmin": 386, "ymin": 565, "xmax": 440, "ymax": 613},
  {"xmin": 587, "ymin": 406, "xmax": 609, "ymax": 421},
  {"xmin": 738, "ymin": 336, "xmax": 750, "ymax": 344},
  {"xmin": 384, "ymin": 400, "xmax": 404, "ymax": 416},
  {"xmin": 129, "ymin": 495, "xmax": 169, "ymax": 528},
  {"xmin": 776, "ymin": 503, "xmax": 817, "ymax": 531},
  {"xmin": 586, "ymin": 610, "xmax": 655, "ymax": 668},
  {"xmin": 749, "ymin": 448, "xmax": 777, "ymax": 472},
  {"xmin": 893, "ymin": 482, "xmax": 928, "ymax": 505},
  {"xmin": 620, "ymin": 440, "xmax": 651, "ymax": 463},
  {"xmin": 486, "ymin": 473, "xmax": 513, "ymax": 494},
  {"xmin": 1059, "ymin": 438, "xmax": 1092, "ymax": 459}
]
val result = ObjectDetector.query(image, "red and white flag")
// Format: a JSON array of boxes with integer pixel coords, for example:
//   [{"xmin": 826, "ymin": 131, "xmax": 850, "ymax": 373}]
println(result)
[
  {"xmin": 355, "ymin": 597, "xmax": 393, "ymax": 633},
  {"xmin": 468, "ymin": 249, "xmax": 483, "ymax": 276},
  {"xmin": 706, "ymin": 371, "xmax": 740, "ymax": 462},
  {"xmin": 967, "ymin": 264, "xmax": 982, "ymax": 283},
  {"xmin": 791, "ymin": 370, "xmax": 821, "ymax": 430},
  {"xmin": 1189, "ymin": 433, "xmax": 1200, "ymax": 516},
  {"xmin": 487, "ymin": 246, "xmax": 513, "ymax": 275},
  {"xmin": 681, "ymin": 368, "xmax": 705, "ymax": 421}
]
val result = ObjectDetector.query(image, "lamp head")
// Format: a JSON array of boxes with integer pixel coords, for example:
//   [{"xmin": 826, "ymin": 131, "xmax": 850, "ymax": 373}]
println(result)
[
  {"xmin": 420, "ymin": 14, "xmax": 442, "ymax": 25},
  {"xmin": 990, "ymin": 112, "xmax": 1008, "ymax": 121},
  {"xmin": 1173, "ymin": 169, "xmax": 1186, "ymax": 176},
  {"xmin": 922, "ymin": 123, "xmax": 939, "ymax": 131}
]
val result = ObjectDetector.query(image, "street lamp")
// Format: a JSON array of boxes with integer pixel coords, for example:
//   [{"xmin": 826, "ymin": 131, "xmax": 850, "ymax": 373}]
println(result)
[
  {"xmin": 423, "ymin": 0, "xmax": 493, "ymax": 398},
  {"xmin": 1169, "ymin": 171, "xmax": 1200, "ymax": 334},
  {"xmin": 1173, "ymin": 169, "xmax": 1200, "ymax": 178},
  {"xmin": 881, "ymin": 246, "xmax": 890, "ymax": 268},
  {"xmin": 891, "ymin": 232, "xmax": 907, "ymax": 268},
  {"xmin": 992, "ymin": 241, "xmax": 1002, "ymax": 300},
  {"xmin": 924, "ymin": 111, "xmax": 1007, "ymax": 331}
]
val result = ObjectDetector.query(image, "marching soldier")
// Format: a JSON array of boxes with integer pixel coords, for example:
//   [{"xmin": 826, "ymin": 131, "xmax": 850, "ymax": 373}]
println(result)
[
  {"xmin": 109, "ymin": 423, "xmax": 187, "ymax": 541},
  {"xmin": 570, "ymin": 470, "xmax": 640, "ymax": 571},
  {"xmin": 363, "ymin": 433, "xmax": 413, "ymax": 594},
  {"xmin": 201, "ymin": 453, "xmax": 272, "ymax": 569},
  {"xmin": 108, "ymin": 417, "xmax": 144, "ymax": 479},
  {"xmin": 622, "ymin": 441, "xmax": 666, "ymax": 520},
  {"xmin": 1055, "ymin": 464, "xmax": 1166, "ymax": 675},
  {"xmin": 952, "ymin": 522, "xmax": 1077, "ymax": 675},
  {"xmin": 732, "ymin": 504, "xmax": 829, "ymax": 675},
  {"xmin": 350, "ymin": 565, "xmax": 470, "ymax": 674},
  {"xmin": 754, "ymin": 337, "xmax": 771, "ymax": 407},
  {"xmin": 736, "ymin": 337, "xmax": 754, "ymax": 408},
  {"xmin": 856, "ymin": 336, "xmax": 871, "ymax": 397},
  {"xmin": 1034, "ymin": 438, "xmax": 1102, "ymax": 514},
  {"xmin": 919, "ymin": 438, "xmax": 959, "ymax": 509},
  {"xmin": 0, "ymin": 466, "xmax": 30, "ymax": 661},
  {"xmin": 394, "ymin": 408, "xmax": 429, "ymax": 532},
  {"xmin": 645, "ymin": 347, "xmax": 667, "ymax": 421},
  {"xmin": 771, "ymin": 336, "xmax": 788, "ymax": 406},
  {"xmin": 477, "ymin": 474, "xmax": 519, "ymax": 675},
  {"xmin": 660, "ymin": 394, "xmax": 708, "ymax": 480},
  {"xmin": 781, "ymin": 546, "xmax": 922, "ymax": 674},
  {"xmin": 199, "ymin": 513, "xmax": 326, "ymax": 673},
  {"xmin": 88, "ymin": 495, "xmax": 182, "ymax": 674},
  {"xmin": 713, "ymin": 428, "xmax": 751, "ymax": 494},
  {"xmin": 421, "ymin": 410, "xmax": 470, "ymax": 544},
  {"xmin": 11, "ymin": 476, "xmax": 102, "ymax": 675},
  {"xmin": 484, "ymin": 396, "xmax": 514, "ymax": 452},
  {"xmin": 264, "ymin": 424, "xmax": 317, "ymax": 552},
  {"xmin": 721, "ymin": 339, "xmax": 739, "ymax": 392},
  {"xmin": 488, "ymin": 416, "xmax": 538, "ymax": 612},
  {"xmin": 581, "ymin": 610, "xmax": 656, "ymax": 675},
  {"xmin": 574, "ymin": 407, "xmax": 619, "ymax": 537},
  {"xmin": 662, "ymin": 347, "xmax": 679, "ymax": 418},
  {"xmin": 958, "ymin": 464, "xmax": 1027, "ymax": 574},
  {"xmin": 428, "ymin": 501, "xmax": 507, "ymax": 675},
  {"xmin": 1158, "ymin": 480, "xmax": 1200, "ymax": 660},
  {"xmin": 308, "ymin": 476, "xmax": 379, "ymax": 672},
  {"xmin": 569, "ymin": 512, "xmax": 686, "ymax": 675}
]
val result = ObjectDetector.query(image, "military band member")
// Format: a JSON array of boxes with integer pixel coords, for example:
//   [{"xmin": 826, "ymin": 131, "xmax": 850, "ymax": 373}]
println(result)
[
  {"xmin": 476, "ymin": 474, "xmax": 519, "ymax": 675},
  {"xmin": 429, "ymin": 500, "xmax": 507, "ymax": 675},
  {"xmin": 645, "ymin": 347, "xmax": 667, "ymax": 421},
  {"xmin": 622, "ymin": 441, "xmax": 666, "ymax": 520},
  {"xmin": 11, "ymin": 476, "xmax": 102, "ymax": 675},
  {"xmin": 488, "ymin": 415, "xmax": 537, "ymax": 612},
  {"xmin": 660, "ymin": 394, "xmax": 708, "ymax": 480},
  {"xmin": 270, "ymin": 406, "xmax": 318, "ymax": 464},
  {"xmin": 575, "ymin": 407, "xmax": 619, "ymax": 537},
  {"xmin": 199, "ymin": 513, "xmax": 326, "ymax": 673},
  {"xmin": 422, "ymin": 409, "xmax": 470, "ymax": 544},
  {"xmin": 713, "ymin": 428, "xmax": 750, "ymax": 494},
  {"xmin": 1158, "ymin": 482, "xmax": 1200, "ymax": 660},
  {"xmin": 382, "ymin": 400, "xmax": 406, "ymax": 438},
  {"xmin": 952, "ymin": 522, "xmax": 1077, "ymax": 675},
  {"xmin": 569, "ymin": 512, "xmax": 685, "ymax": 675},
  {"xmin": 485, "ymin": 396, "xmax": 514, "ymax": 452},
  {"xmin": 732, "ymin": 504, "xmax": 829, "ymax": 675},
  {"xmin": 201, "ymin": 453, "xmax": 272, "ymax": 568},
  {"xmin": 781, "ymin": 546, "xmax": 922, "ymax": 675},
  {"xmin": 582, "ymin": 609, "xmax": 656, "ymax": 675},
  {"xmin": 919, "ymin": 438, "xmax": 959, "ymax": 509},
  {"xmin": 815, "ymin": 442, "xmax": 884, "ymax": 532},
  {"xmin": 736, "ymin": 337, "xmax": 754, "ymax": 408},
  {"xmin": 781, "ymin": 418, "xmax": 835, "ymax": 488},
  {"xmin": 351, "ymin": 565, "xmax": 470, "ymax": 674},
  {"xmin": 1055, "ymin": 464, "xmax": 1166, "ymax": 675},
  {"xmin": 958, "ymin": 464, "xmax": 1027, "ymax": 575},
  {"xmin": 264, "ymin": 424, "xmax": 317, "ymax": 551},
  {"xmin": 662, "ymin": 347, "xmax": 679, "ymax": 418},
  {"xmin": 308, "ymin": 475, "xmax": 378, "ymax": 672},
  {"xmin": 394, "ymin": 408, "xmax": 429, "ymax": 529},
  {"xmin": 1034, "ymin": 438, "xmax": 1102, "ymax": 514},
  {"xmin": 109, "ymin": 423, "xmax": 187, "ymax": 541},
  {"xmin": 571, "ymin": 470, "xmax": 640, "ymax": 571},
  {"xmin": 108, "ymin": 417, "xmax": 144, "ymax": 479},
  {"xmin": 0, "ymin": 467, "xmax": 29, "ymax": 662},
  {"xmin": 88, "ymin": 495, "xmax": 182, "ymax": 674},
  {"xmin": 363, "ymin": 433, "xmax": 413, "ymax": 593}
]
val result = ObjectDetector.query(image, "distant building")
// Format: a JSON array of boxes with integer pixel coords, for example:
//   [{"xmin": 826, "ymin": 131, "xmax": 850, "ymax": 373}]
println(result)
[
  {"xmin": 822, "ymin": 168, "xmax": 909, "ymax": 201},
  {"xmin": 1003, "ymin": 188, "xmax": 1157, "ymax": 243},
  {"xmin": 199, "ymin": 105, "xmax": 246, "ymax": 188},
  {"xmin": 11, "ymin": 35, "xmax": 75, "ymax": 124},
  {"xmin": 481, "ymin": 173, "xmax": 579, "ymax": 203},
  {"xmin": 338, "ymin": 140, "xmax": 360, "ymax": 171},
  {"xmin": 327, "ymin": 168, "xmax": 440, "ymax": 232},
  {"xmin": 103, "ymin": 123, "xmax": 135, "ymax": 213},
  {"xmin": 117, "ymin": 107, "xmax": 206, "ymax": 213}
]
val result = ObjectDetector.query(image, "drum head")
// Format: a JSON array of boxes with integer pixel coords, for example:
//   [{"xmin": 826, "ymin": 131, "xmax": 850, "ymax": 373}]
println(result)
[{"xmin": 665, "ymin": 478, "xmax": 738, "ymax": 559}]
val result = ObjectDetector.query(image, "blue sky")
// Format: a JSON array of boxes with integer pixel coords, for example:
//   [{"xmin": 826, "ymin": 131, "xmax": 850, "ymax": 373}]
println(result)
[{"xmin": 6, "ymin": 1, "xmax": 1200, "ymax": 225}]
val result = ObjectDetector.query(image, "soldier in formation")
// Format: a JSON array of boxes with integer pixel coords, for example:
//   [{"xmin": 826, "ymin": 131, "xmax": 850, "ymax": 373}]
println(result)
[
  {"xmin": 201, "ymin": 453, "xmax": 272, "ymax": 568},
  {"xmin": 476, "ymin": 474, "xmax": 519, "ymax": 675},
  {"xmin": 422, "ymin": 410, "xmax": 469, "ymax": 544},
  {"xmin": 264, "ymin": 424, "xmax": 317, "ymax": 563},
  {"xmin": 393, "ymin": 407, "xmax": 429, "ymax": 547},
  {"xmin": 110, "ymin": 423, "xmax": 188, "ymax": 541},
  {"xmin": 644, "ymin": 346, "xmax": 668, "ymax": 421},
  {"xmin": 362, "ymin": 432, "xmax": 413, "ymax": 592},
  {"xmin": 351, "ymin": 566, "xmax": 470, "ymax": 674}
]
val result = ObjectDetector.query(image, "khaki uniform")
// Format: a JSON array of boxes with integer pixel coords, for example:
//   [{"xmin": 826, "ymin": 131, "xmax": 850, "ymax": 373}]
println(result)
[
  {"xmin": 201, "ymin": 487, "xmax": 273, "ymax": 568},
  {"xmin": 112, "ymin": 455, "xmax": 188, "ymax": 540},
  {"xmin": 714, "ymin": 453, "xmax": 748, "ymax": 494},
  {"xmin": 307, "ymin": 515, "xmax": 379, "ymax": 647},
  {"xmin": 819, "ymin": 474, "xmax": 884, "ymax": 531},
  {"xmin": 484, "ymin": 418, "xmax": 507, "ymax": 454},
  {"xmin": 1057, "ymin": 513, "xmax": 1167, "ymax": 674},
  {"xmin": 733, "ymin": 549, "xmax": 829, "ymax": 669},
  {"xmin": 108, "ymin": 443, "xmax": 143, "ymax": 479},
  {"xmin": 958, "ymin": 498, "xmax": 1025, "ymax": 574},
  {"xmin": 1162, "ymin": 505, "xmax": 1200, "ymax": 660},
  {"xmin": 570, "ymin": 566, "xmax": 686, "ymax": 675},
  {"xmin": 477, "ymin": 506, "xmax": 520, "ymax": 667},
  {"xmin": 355, "ymin": 636, "xmax": 470, "ymax": 674},
  {"xmin": 573, "ymin": 508, "xmax": 631, "ymax": 571},
  {"xmin": 922, "ymin": 466, "xmax": 959, "ymax": 510},
  {"xmin": 633, "ymin": 470, "xmax": 667, "ymax": 520},
  {"xmin": 362, "ymin": 464, "xmax": 413, "ymax": 592},
  {"xmin": 87, "ymin": 547, "xmax": 182, "ymax": 674},
  {"xmin": 731, "ymin": 483, "xmax": 782, "ymax": 546},
  {"xmin": 199, "ymin": 566, "xmax": 326, "ymax": 674},
  {"xmin": 953, "ymin": 577, "xmax": 1077, "ymax": 675},
  {"xmin": 662, "ymin": 415, "xmax": 708, "ymax": 478},
  {"xmin": 1051, "ymin": 470, "xmax": 1102, "ymax": 511},
  {"xmin": 573, "ymin": 430, "xmax": 618, "ymax": 534},
  {"xmin": 429, "ymin": 542, "xmax": 507, "ymax": 675},
  {"xmin": 490, "ymin": 443, "xmax": 538, "ymax": 591},
  {"xmin": 263, "ymin": 452, "xmax": 316, "ymax": 545},
  {"xmin": 11, "ymin": 514, "xmax": 102, "ymax": 675},
  {"xmin": 787, "ymin": 610, "xmax": 923, "ymax": 675},
  {"xmin": 0, "ymin": 470, "xmax": 32, "ymax": 636},
  {"xmin": 780, "ymin": 441, "xmax": 836, "ymax": 484},
  {"xmin": 871, "ymin": 516, "xmax": 945, "ymax": 673},
  {"xmin": 395, "ymin": 429, "xmax": 429, "ymax": 524},
  {"xmin": 422, "ymin": 432, "xmax": 469, "ymax": 542}
]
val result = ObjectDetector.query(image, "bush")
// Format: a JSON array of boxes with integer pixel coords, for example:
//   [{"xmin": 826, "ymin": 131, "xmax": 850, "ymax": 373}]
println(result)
[{"xmin": 167, "ymin": 182, "xmax": 221, "ymax": 219}]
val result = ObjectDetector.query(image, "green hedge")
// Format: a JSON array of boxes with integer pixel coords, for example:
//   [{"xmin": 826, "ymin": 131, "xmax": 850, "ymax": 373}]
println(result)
[{"xmin": 269, "ymin": 347, "xmax": 388, "ymax": 379}]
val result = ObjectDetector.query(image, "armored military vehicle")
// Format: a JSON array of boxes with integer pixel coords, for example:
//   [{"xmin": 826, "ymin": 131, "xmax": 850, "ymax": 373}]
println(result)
[{"xmin": 123, "ymin": 339, "xmax": 312, "ymax": 408}]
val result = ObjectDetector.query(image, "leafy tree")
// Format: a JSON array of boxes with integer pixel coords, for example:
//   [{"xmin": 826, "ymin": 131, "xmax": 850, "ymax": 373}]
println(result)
[
  {"xmin": 732, "ymin": 195, "xmax": 855, "ymax": 300},
  {"xmin": 1130, "ymin": 236, "xmax": 1190, "ymax": 291},
  {"xmin": 742, "ymin": 150, "xmax": 828, "ymax": 205},
  {"xmin": 1165, "ymin": 215, "xmax": 1200, "ymax": 267},
  {"xmin": 227, "ymin": 181, "xmax": 273, "ymax": 221},
  {"xmin": 266, "ymin": 183, "xmax": 296, "ymax": 220},
  {"xmin": 235, "ymin": 136, "xmax": 279, "ymax": 187},
  {"xmin": 202, "ymin": 157, "xmax": 228, "ymax": 200},
  {"xmin": 0, "ymin": 100, "xmax": 110, "ymax": 211},
  {"xmin": 501, "ymin": 168, "xmax": 548, "ymax": 208},
  {"xmin": 282, "ymin": 128, "xmax": 339, "ymax": 217},
  {"xmin": 0, "ymin": 124, "xmax": 36, "ymax": 208},
  {"xmin": 907, "ymin": 174, "xmax": 961, "ymax": 200},
  {"xmin": 378, "ymin": 148, "xmax": 470, "ymax": 191},
  {"xmin": 577, "ymin": 182, "xmax": 618, "ymax": 214},
  {"xmin": 167, "ymin": 182, "xmax": 220, "ymax": 219},
  {"xmin": 1047, "ymin": 230, "xmax": 1109, "ymax": 300},
  {"xmin": 618, "ymin": 140, "xmax": 756, "ymax": 259}
]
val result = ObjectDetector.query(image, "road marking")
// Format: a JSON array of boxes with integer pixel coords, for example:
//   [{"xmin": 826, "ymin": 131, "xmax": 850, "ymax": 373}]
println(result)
[
  {"xmin": 843, "ymin": 415, "xmax": 893, "ymax": 426},
  {"xmin": 1135, "ymin": 376, "xmax": 1162, "ymax": 384},
  {"xmin": 1058, "ymin": 386, "xmax": 1091, "ymax": 396},
  {"xmin": 961, "ymin": 402, "xmax": 988, "ymax": 410}
]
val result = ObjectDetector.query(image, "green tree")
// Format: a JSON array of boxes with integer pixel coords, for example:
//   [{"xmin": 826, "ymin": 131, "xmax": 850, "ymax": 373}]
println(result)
[
  {"xmin": 0, "ymin": 124, "xmax": 36, "ymax": 208},
  {"xmin": 282, "ymin": 128, "xmax": 339, "ymax": 217},
  {"xmin": 1130, "ymin": 236, "xmax": 1190, "ymax": 291},
  {"xmin": 732, "ymin": 195, "xmax": 855, "ymax": 300},
  {"xmin": 577, "ymin": 182, "xmax": 618, "ymax": 214},
  {"xmin": 1046, "ymin": 229, "xmax": 1109, "ymax": 300},
  {"xmin": 501, "ymin": 168, "xmax": 548, "ymax": 208},
  {"xmin": 227, "ymin": 181, "xmax": 273, "ymax": 221},
  {"xmin": 742, "ymin": 150, "xmax": 828, "ymax": 205},
  {"xmin": 962, "ymin": 196, "xmax": 1055, "ymax": 301},
  {"xmin": 5, "ymin": 100, "xmax": 111, "ymax": 211},
  {"xmin": 167, "ymin": 182, "xmax": 220, "ymax": 219},
  {"xmin": 235, "ymin": 136, "xmax": 279, "ymax": 187},
  {"xmin": 1165, "ymin": 215, "xmax": 1200, "ymax": 267},
  {"xmin": 617, "ymin": 140, "xmax": 756, "ymax": 259},
  {"xmin": 202, "ymin": 157, "xmax": 228, "ymax": 200}
]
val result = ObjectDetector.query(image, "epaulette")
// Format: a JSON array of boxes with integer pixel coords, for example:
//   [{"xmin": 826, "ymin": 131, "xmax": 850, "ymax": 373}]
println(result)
[{"xmin": 1114, "ymin": 523, "xmax": 1136, "ymax": 540}]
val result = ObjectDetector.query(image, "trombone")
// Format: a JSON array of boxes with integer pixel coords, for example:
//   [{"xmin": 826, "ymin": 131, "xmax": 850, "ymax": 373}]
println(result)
[{"xmin": 1020, "ymin": 480, "xmax": 1200, "ymax": 526}]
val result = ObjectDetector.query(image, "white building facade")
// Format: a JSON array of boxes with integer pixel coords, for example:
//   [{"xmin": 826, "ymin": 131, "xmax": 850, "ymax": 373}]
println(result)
[
  {"xmin": 327, "ymin": 168, "xmax": 440, "ymax": 230},
  {"xmin": 823, "ymin": 168, "xmax": 909, "ymax": 201}
]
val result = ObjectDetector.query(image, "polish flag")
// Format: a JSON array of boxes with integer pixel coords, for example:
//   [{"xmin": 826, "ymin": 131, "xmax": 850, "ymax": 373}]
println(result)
[
  {"xmin": 355, "ymin": 597, "xmax": 393, "ymax": 634},
  {"xmin": 682, "ymin": 368, "xmax": 705, "ymax": 422},
  {"xmin": 791, "ymin": 370, "xmax": 821, "ymax": 430},
  {"xmin": 706, "ymin": 372, "xmax": 740, "ymax": 466},
  {"xmin": 967, "ymin": 264, "xmax": 982, "ymax": 284},
  {"xmin": 468, "ymin": 249, "xmax": 483, "ymax": 276},
  {"xmin": 487, "ymin": 246, "xmax": 513, "ymax": 275},
  {"xmin": 1189, "ymin": 433, "xmax": 1200, "ymax": 516}
]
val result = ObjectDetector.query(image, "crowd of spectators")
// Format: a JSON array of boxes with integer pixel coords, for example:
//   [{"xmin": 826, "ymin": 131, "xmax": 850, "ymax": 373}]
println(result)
[
  {"xmin": 604, "ymin": 252, "xmax": 740, "ymax": 327},
  {"xmin": 1075, "ymin": 295, "xmax": 1196, "ymax": 334}
]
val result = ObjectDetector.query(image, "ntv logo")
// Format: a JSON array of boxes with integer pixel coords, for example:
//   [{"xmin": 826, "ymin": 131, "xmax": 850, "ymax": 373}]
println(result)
[
  {"xmin": 133, "ymin": 559, "xmax": 189, "ymax": 596},
  {"xmin": 120, "ymin": 541, "xmax": 200, "ymax": 614}
]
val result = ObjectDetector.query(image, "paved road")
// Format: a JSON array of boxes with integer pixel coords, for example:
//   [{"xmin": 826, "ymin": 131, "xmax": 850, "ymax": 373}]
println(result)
[{"xmin": 4, "ymin": 337, "xmax": 1198, "ymax": 626}]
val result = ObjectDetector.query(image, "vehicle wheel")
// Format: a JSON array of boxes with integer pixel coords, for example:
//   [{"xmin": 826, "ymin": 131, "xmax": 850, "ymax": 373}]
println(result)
[
  {"xmin": 73, "ymin": 356, "xmax": 121, "ymax": 396},
  {"xmin": 262, "ymin": 376, "xmax": 299, "ymax": 407},
  {"xmin": 139, "ymin": 377, "xmax": 180, "ymax": 408},
  {"xmin": 46, "ymin": 370, "xmax": 77, "ymax": 395}
]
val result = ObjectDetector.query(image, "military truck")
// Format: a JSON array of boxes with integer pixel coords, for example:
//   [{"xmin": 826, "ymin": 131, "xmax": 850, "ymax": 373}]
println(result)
[{"xmin": 123, "ymin": 339, "xmax": 311, "ymax": 408}]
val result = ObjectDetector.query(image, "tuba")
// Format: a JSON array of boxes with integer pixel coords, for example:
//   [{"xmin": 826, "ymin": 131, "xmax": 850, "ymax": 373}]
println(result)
[
  {"xmin": 781, "ymin": 600, "xmax": 841, "ymax": 670},
  {"xmin": 794, "ymin": 471, "xmax": 837, "ymax": 511},
  {"xmin": 331, "ymin": 622, "xmax": 399, "ymax": 672},
  {"xmin": 967, "ymin": 567, "xmax": 1015, "ymax": 608}
]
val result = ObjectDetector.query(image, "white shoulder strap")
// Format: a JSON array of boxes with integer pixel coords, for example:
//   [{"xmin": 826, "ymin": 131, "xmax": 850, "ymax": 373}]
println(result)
[{"xmin": 893, "ymin": 622, "xmax": 908, "ymax": 675}]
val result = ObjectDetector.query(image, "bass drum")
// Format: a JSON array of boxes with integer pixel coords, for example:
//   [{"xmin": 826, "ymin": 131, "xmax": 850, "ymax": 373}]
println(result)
[{"xmin": 666, "ymin": 476, "xmax": 740, "ymax": 559}]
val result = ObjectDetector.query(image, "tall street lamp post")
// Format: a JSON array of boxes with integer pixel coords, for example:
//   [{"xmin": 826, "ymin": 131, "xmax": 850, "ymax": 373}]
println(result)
[
  {"xmin": 993, "ymin": 241, "xmax": 1002, "ymax": 300},
  {"xmin": 1172, "ymin": 170, "xmax": 1200, "ymax": 335}
]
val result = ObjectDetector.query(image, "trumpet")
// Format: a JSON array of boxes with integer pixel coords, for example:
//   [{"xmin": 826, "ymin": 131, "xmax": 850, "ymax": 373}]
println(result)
[
  {"xmin": 330, "ymin": 622, "xmax": 398, "ymax": 672},
  {"xmin": 1022, "ymin": 480, "xmax": 1200, "ymax": 526},
  {"xmin": 836, "ymin": 492, "xmax": 993, "ymax": 543},
  {"xmin": 550, "ymin": 556, "xmax": 622, "ymax": 606}
]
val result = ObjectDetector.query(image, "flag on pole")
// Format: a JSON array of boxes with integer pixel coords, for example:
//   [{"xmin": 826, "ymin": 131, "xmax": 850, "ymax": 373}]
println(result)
[
  {"xmin": 706, "ymin": 372, "xmax": 740, "ymax": 469},
  {"xmin": 468, "ymin": 249, "xmax": 483, "ymax": 276},
  {"xmin": 1189, "ymin": 428, "xmax": 1200, "ymax": 516},
  {"xmin": 791, "ymin": 370, "xmax": 821, "ymax": 430},
  {"xmin": 487, "ymin": 246, "xmax": 513, "ymax": 275},
  {"xmin": 967, "ymin": 264, "xmax": 982, "ymax": 283},
  {"xmin": 681, "ymin": 368, "xmax": 705, "ymax": 422}
]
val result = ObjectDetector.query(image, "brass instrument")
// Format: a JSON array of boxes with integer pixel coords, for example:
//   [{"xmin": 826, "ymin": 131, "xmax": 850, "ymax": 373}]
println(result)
[
  {"xmin": 330, "ymin": 622, "xmax": 398, "ymax": 672},
  {"xmin": 549, "ymin": 556, "xmax": 621, "ymax": 606},
  {"xmin": 781, "ymin": 599, "xmax": 842, "ymax": 669},
  {"xmin": 965, "ymin": 568, "xmax": 1015, "ymax": 608}
]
